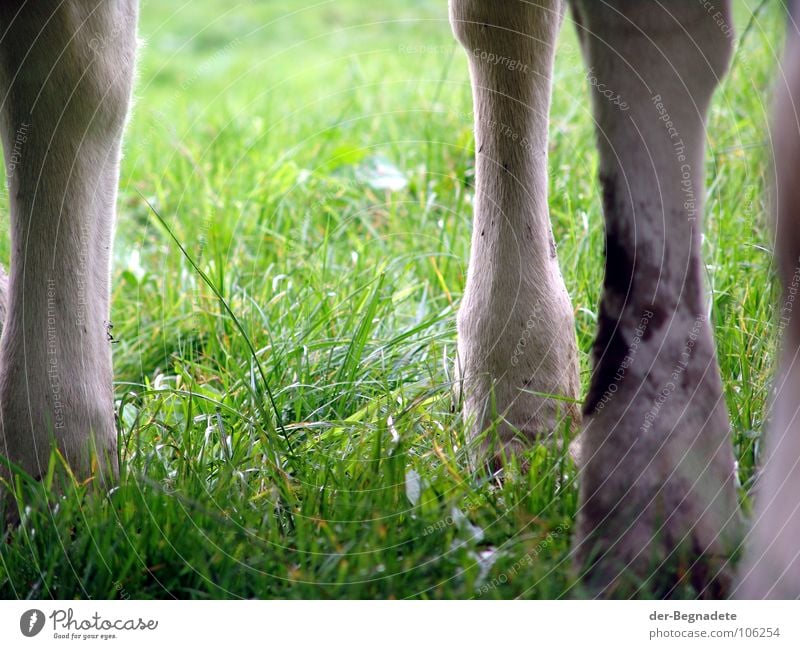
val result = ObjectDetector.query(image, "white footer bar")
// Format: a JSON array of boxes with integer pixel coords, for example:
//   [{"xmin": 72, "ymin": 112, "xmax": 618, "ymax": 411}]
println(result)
[{"xmin": 2, "ymin": 600, "xmax": 797, "ymax": 648}]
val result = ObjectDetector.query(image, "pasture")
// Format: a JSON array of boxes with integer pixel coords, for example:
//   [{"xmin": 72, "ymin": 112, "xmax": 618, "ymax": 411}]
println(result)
[{"xmin": 0, "ymin": 0, "xmax": 782, "ymax": 598}]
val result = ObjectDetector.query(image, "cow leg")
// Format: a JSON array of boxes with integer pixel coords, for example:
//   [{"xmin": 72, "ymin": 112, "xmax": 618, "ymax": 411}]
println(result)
[
  {"xmin": 449, "ymin": 0, "xmax": 580, "ymax": 464},
  {"xmin": 738, "ymin": 5, "xmax": 800, "ymax": 598},
  {"xmin": 570, "ymin": 1, "xmax": 741, "ymax": 596},
  {"xmin": 0, "ymin": 1, "xmax": 137, "ymax": 499}
]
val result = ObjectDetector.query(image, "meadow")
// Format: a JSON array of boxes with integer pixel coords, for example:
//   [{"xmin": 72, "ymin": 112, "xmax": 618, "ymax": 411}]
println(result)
[{"xmin": 0, "ymin": 0, "xmax": 783, "ymax": 598}]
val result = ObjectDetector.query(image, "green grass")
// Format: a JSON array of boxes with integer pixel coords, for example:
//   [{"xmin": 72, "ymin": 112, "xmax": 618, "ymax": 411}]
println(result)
[{"xmin": 0, "ymin": 0, "xmax": 785, "ymax": 598}]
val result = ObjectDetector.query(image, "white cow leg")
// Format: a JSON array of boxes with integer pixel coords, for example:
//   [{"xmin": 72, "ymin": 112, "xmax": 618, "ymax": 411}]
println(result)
[
  {"xmin": 570, "ymin": 1, "xmax": 741, "ymax": 596},
  {"xmin": 738, "ymin": 7, "xmax": 800, "ymax": 598},
  {"xmin": 449, "ymin": 0, "xmax": 580, "ymax": 465},
  {"xmin": 0, "ymin": 1, "xmax": 137, "ymax": 498}
]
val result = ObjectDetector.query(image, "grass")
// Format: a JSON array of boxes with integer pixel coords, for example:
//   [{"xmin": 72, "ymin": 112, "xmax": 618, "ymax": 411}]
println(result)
[{"xmin": 0, "ymin": 0, "xmax": 785, "ymax": 598}]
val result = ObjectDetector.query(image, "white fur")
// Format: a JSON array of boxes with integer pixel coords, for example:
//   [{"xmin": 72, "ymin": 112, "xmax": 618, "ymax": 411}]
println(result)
[
  {"xmin": 449, "ymin": 0, "xmax": 580, "ymax": 463},
  {"xmin": 0, "ymin": 1, "xmax": 137, "ymax": 487}
]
